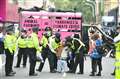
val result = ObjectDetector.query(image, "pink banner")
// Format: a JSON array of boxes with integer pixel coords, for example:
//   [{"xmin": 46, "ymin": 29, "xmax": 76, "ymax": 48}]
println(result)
[{"xmin": 20, "ymin": 12, "xmax": 82, "ymax": 39}]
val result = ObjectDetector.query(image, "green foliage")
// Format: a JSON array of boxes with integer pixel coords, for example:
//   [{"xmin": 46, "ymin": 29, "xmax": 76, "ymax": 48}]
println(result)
[{"xmin": 50, "ymin": 0, "xmax": 94, "ymax": 23}]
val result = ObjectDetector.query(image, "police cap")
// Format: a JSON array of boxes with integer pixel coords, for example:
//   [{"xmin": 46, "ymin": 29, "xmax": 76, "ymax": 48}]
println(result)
[
  {"xmin": 74, "ymin": 33, "xmax": 80, "ymax": 39},
  {"xmin": 6, "ymin": 25, "xmax": 14, "ymax": 32},
  {"xmin": 55, "ymin": 32, "xmax": 61, "ymax": 38},
  {"xmin": 45, "ymin": 27, "xmax": 52, "ymax": 31},
  {"xmin": 32, "ymin": 27, "xmax": 39, "ymax": 32}
]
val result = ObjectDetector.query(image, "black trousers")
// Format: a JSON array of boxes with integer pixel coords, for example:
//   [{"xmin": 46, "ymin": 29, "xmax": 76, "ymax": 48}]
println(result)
[
  {"xmin": 0, "ymin": 41, "xmax": 4, "ymax": 54},
  {"xmin": 52, "ymin": 53, "xmax": 58, "ymax": 70},
  {"xmin": 5, "ymin": 49, "xmax": 14, "ymax": 75},
  {"xmin": 91, "ymin": 58, "xmax": 102, "ymax": 73},
  {"xmin": 16, "ymin": 48, "xmax": 27, "ymax": 67},
  {"xmin": 67, "ymin": 52, "xmax": 75, "ymax": 71},
  {"xmin": 38, "ymin": 47, "xmax": 54, "ymax": 72},
  {"xmin": 27, "ymin": 48, "xmax": 37, "ymax": 75},
  {"xmin": 72, "ymin": 53, "xmax": 84, "ymax": 73}
]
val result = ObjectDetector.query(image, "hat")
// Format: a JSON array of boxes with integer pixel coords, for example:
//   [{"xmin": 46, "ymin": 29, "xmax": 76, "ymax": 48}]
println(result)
[
  {"xmin": 74, "ymin": 33, "xmax": 80, "ymax": 39},
  {"xmin": 55, "ymin": 32, "xmax": 61, "ymax": 38},
  {"xmin": 45, "ymin": 27, "xmax": 52, "ymax": 31},
  {"xmin": 6, "ymin": 25, "xmax": 14, "ymax": 32},
  {"xmin": 32, "ymin": 27, "xmax": 39, "ymax": 32}
]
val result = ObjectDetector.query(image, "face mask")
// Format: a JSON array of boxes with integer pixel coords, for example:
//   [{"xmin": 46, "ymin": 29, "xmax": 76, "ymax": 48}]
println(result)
[
  {"xmin": 46, "ymin": 31, "xmax": 52, "ymax": 37},
  {"xmin": 55, "ymin": 38, "xmax": 60, "ymax": 43}
]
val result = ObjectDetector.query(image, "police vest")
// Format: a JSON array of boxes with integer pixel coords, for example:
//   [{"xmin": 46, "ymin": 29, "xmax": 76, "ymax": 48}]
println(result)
[
  {"xmin": 18, "ymin": 37, "xmax": 26, "ymax": 48},
  {"xmin": 41, "ymin": 35, "xmax": 49, "ymax": 48},
  {"xmin": 4, "ymin": 34, "xmax": 16, "ymax": 54}
]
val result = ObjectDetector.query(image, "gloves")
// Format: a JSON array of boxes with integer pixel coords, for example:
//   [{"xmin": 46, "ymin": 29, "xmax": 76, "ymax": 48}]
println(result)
[{"xmin": 36, "ymin": 53, "xmax": 44, "ymax": 63}]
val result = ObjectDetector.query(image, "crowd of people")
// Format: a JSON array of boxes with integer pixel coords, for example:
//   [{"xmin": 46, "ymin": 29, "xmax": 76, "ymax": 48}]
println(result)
[{"xmin": 0, "ymin": 24, "xmax": 119, "ymax": 78}]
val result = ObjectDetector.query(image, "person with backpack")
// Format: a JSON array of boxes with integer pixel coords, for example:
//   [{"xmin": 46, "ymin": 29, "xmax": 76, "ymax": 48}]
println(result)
[{"xmin": 89, "ymin": 33, "xmax": 103, "ymax": 76}]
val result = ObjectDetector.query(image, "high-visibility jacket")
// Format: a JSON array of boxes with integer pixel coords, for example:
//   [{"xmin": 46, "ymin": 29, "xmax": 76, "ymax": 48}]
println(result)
[
  {"xmin": 32, "ymin": 33, "xmax": 41, "ymax": 52},
  {"xmin": 41, "ymin": 35, "xmax": 48, "ymax": 48},
  {"xmin": 18, "ymin": 37, "xmax": 27, "ymax": 48},
  {"xmin": 26, "ymin": 34, "xmax": 34, "ymax": 48},
  {"xmin": 72, "ymin": 38, "xmax": 85, "ymax": 54},
  {"xmin": 115, "ymin": 41, "xmax": 120, "ymax": 79},
  {"xmin": 49, "ymin": 37, "xmax": 60, "ymax": 54},
  {"xmin": 4, "ymin": 34, "xmax": 17, "ymax": 54},
  {"xmin": 26, "ymin": 33, "xmax": 41, "ymax": 53}
]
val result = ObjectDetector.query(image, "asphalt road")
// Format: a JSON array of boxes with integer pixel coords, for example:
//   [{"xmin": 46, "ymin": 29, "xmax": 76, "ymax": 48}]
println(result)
[{"xmin": 0, "ymin": 55, "xmax": 115, "ymax": 79}]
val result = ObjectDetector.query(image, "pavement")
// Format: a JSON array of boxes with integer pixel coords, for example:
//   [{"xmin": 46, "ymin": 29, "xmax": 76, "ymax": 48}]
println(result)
[{"xmin": 0, "ymin": 55, "xmax": 115, "ymax": 79}]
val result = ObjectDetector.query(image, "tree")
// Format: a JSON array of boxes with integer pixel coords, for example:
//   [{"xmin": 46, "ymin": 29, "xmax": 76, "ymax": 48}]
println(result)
[{"xmin": 50, "ymin": 0, "xmax": 94, "ymax": 23}]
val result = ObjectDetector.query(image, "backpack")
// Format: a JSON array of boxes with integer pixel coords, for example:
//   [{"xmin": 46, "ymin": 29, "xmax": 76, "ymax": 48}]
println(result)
[
  {"xmin": 90, "ymin": 49, "xmax": 101, "ymax": 59},
  {"xmin": 95, "ymin": 39, "xmax": 104, "ymax": 55}
]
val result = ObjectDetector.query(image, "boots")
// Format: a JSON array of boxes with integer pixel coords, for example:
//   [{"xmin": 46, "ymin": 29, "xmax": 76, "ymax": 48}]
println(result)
[
  {"xmin": 96, "ymin": 71, "xmax": 101, "ymax": 76},
  {"xmin": 89, "ymin": 72, "xmax": 95, "ymax": 76}
]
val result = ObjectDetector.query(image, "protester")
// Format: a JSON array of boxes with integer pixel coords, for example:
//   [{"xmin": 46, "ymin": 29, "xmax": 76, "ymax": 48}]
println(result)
[{"xmin": 89, "ymin": 33, "xmax": 103, "ymax": 76}]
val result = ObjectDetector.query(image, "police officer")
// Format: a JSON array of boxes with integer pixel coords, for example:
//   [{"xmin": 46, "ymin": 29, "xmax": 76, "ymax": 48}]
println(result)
[
  {"xmin": 15, "ymin": 28, "xmax": 27, "ymax": 68},
  {"xmin": 65, "ymin": 36, "xmax": 74, "ymax": 72},
  {"xmin": 4, "ymin": 25, "xmax": 17, "ymax": 76},
  {"xmin": 114, "ymin": 26, "xmax": 120, "ymax": 79},
  {"xmin": 49, "ymin": 32, "xmax": 61, "ymax": 70},
  {"xmin": 36, "ymin": 27, "xmax": 56, "ymax": 73},
  {"xmin": 67, "ymin": 34, "xmax": 85, "ymax": 74},
  {"xmin": 27, "ymin": 26, "xmax": 40, "ymax": 76}
]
